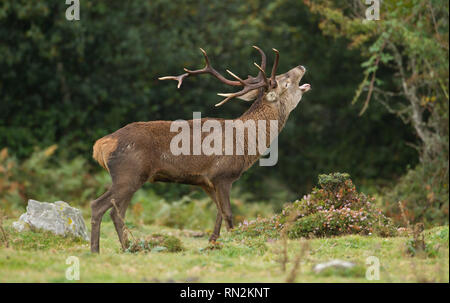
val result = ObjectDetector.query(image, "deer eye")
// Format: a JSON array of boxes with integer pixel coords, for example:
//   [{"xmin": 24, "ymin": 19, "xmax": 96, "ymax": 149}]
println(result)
[{"xmin": 284, "ymin": 80, "xmax": 291, "ymax": 88}]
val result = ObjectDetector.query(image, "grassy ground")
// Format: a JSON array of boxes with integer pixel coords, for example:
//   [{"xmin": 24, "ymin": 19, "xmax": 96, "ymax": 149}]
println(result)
[{"xmin": 0, "ymin": 220, "xmax": 448, "ymax": 283}]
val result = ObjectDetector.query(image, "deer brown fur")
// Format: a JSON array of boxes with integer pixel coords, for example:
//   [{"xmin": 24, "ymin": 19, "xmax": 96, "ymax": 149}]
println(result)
[{"xmin": 90, "ymin": 46, "xmax": 311, "ymax": 253}]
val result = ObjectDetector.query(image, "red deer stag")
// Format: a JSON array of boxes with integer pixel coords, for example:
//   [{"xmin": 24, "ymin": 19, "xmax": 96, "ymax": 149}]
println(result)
[{"xmin": 91, "ymin": 46, "xmax": 311, "ymax": 253}]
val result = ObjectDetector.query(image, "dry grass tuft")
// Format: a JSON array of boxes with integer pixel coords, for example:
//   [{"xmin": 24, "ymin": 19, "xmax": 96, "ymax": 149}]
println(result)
[{"xmin": 0, "ymin": 211, "xmax": 9, "ymax": 248}]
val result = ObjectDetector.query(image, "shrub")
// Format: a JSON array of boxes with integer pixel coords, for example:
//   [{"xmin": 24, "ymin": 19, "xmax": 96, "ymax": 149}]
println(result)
[
  {"xmin": 234, "ymin": 173, "xmax": 397, "ymax": 239},
  {"xmin": 0, "ymin": 146, "xmax": 109, "ymax": 215},
  {"xmin": 380, "ymin": 158, "xmax": 449, "ymax": 228},
  {"xmin": 126, "ymin": 233, "xmax": 184, "ymax": 253},
  {"xmin": 129, "ymin": 188, "xmax": 274, "ymax": 231}
]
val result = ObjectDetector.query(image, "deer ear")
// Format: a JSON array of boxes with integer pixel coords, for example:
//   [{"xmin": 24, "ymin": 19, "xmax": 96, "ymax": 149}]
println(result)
[{"xmin": 236, "ymin": 89, "xmax": 259, "ymax": 101}]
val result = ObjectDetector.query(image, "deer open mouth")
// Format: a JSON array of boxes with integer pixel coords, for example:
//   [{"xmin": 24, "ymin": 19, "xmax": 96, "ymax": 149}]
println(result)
[
  {"xmin": 297, "ymin": 65, "xmax": 310, "ymax": 92},
  {"xmin": 300, "ymin": 83, "xmax": 311, "ymax": 92}
]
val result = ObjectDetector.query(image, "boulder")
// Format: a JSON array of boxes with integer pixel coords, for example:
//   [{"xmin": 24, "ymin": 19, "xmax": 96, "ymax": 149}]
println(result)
[{"xmin": 12, "ymin": 199, "xmax": 89, "ymax": 241}]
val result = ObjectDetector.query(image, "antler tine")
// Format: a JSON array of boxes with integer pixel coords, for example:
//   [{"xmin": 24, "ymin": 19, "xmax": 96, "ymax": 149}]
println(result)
[
  {"xmin": 158, "ymin": 73, "xmax": 189, "ymax": 89},
  {"xmin": 226, "ymin": 69, "xmax": 246, "ymax": 85},
  {"xmin": 215, "ymin": 95, "xmax": 235, "ymax": 107},
  {"xmin": 215, "ymin": 90, "xmax": 249, "ymax": 107},
  {"xmin": 199, "ymin": 48, "xmax": 210, "ymax": 67},
  {"xmin": 253, "ymin": 62, "xmax": 270, "ymax": 88},
  {"xmin": 215, "ymin": 87, "xmax": 258, "ymax": 107},
  {"xmin": 215, "ymin": 82, "xmax": 267, "ymax": 107},
  {"xmin": 270, "ymin": 48, "xmax": 279, "ymax": 88},
  {"xmin": 183, "ymin": 48, "xmax": 210, "ymax": 73},
  {"xmin": 252, "ymin": 45, "xmax": 267, "ymax": 73}
]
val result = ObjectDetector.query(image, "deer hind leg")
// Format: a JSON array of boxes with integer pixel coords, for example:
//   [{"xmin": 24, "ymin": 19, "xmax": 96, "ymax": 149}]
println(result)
[
  {"xmin": 201, "ymin": 185, "xmax": 222, "ymax": 242},
  {"xmin": 91, "ymin": 151, "xmax": 147, "ymax": 253},
  {"xmin": 109, "ymin": 188, "xmax": 136, "ymax": 251},
  {"xmin": 91, "ymin": 178, "xmax": 143, "ymax": 253},
  {"xmin": 108, "ymin": 168, "xmax": 147, "ymax": 252}
]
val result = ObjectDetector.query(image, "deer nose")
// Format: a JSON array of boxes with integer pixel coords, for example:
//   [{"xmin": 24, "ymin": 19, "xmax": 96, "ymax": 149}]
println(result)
[{"xmin": 298, "ymin": 65, "xmax": 306, "ymax": 72}]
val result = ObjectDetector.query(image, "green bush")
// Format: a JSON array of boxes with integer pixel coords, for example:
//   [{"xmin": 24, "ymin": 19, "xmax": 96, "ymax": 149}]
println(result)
[
  {"xmin": 126, "ymin": 233, "xmax": 184, "ymax": 253},
  {"xmin": 130, "ymin": 191, "xmax": 217, "ymax": 230},
  {"xmin": 0, "ymin": 146, "xmax": 109, "ymax": 215},
  {"xmin": 129, "ymin": 189, "xmax": 274, "ymax": 231},
  {"xmin": 233, "ymin": 173, "xmax": 397, "ymax": 239},
  {"xmin": 380, "ymin": 157, "xmax": 449, "ymax": 228}
]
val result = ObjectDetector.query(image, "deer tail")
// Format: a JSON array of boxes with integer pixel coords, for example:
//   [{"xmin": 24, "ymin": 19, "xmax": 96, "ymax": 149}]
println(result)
[{"xmin": 92, "ymin": 136, "xmax": 118, "ymax": 172}]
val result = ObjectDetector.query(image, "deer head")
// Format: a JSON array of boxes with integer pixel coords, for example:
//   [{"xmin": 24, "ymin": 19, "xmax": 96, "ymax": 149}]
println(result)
[{"xmin": 159, "ymin": 46, "xmax": 311, "ymax": 114}]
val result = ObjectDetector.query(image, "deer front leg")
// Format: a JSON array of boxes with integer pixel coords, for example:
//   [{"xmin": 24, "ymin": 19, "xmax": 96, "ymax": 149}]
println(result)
[
  {"xmin": 201, "ymin": 185, "xmax": 223, "ymax": 242},
  {"xmin": 215, "ymin": 182, "xmax": 234, "ymax": 231},
  {"xmin": 209, "ymin": 211, "xmax": 222, "ymax": 242}
]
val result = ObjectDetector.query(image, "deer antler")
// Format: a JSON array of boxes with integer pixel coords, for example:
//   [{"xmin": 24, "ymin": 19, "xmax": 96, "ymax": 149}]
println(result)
[
  {"xmin": 270, "ymin": 48, "xmax": 279, "ymax": 88},
  {"xmin": 159, "ymin": 46, "xmax": 280, "ymax": 107},
  {"xmin": 158, "ymin": 48, "xmax": 241, "ymax": 88}
]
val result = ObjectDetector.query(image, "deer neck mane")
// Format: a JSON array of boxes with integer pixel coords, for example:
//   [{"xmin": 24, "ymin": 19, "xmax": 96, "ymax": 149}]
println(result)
[
  {"xmin": 238, "ymin": 96, "xmax": 289, "ymax": 130},
  {"xmin": 233, "ymin": 96, "xmax": 290, "ymax": 170}
]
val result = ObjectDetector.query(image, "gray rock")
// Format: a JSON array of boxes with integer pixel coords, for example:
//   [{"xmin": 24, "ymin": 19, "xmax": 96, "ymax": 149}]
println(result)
[
  {"xmin": 151, "ymin": 246, "xmax": 168, "ymax": 253},
  {"xmin": 313, "ymin": 259, "xmax": 356, "ymax": 273},
  {"xmin": 12, "ymin": 199, "xmax": 89, "ymax": 241}
]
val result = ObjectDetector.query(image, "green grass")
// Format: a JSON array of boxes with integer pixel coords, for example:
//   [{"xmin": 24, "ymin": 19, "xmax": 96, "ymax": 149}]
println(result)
[{"xmin": 0, "ymin": 220, "xmax": 448, "ymax": 283}]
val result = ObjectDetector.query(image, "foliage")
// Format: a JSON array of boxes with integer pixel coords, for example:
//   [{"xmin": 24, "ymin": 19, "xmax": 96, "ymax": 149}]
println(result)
[
  {"xmin": 303, "ymin": 0, "xmax": 449, "ymax": 230},
  {"xmin": 0, "ymin": 210, "xmax": 9, "ymax": 248},
  {"xmin": 0, "ymin": 0, "xmax": 420, "ymax": 198},
  {"xmin": 381, "ymin": 155, "xmax": 449, "ymax": 227},
  {"xmin": 305, "ymin": 0, "xmax": 449, "ymax": 182},
  {"xmin": 0, "ymin": 146, "xmax": 108, "ymax": 215},
  {"xmin": 396, "ymin": 221, "xmax": 446, "ymax": 258},
  {"xmin": 318, "ymin": 172, "xmax": 351, "ymax": 192},
  {"xmin": 129, "ymin": 191, "xmax": 216, "ymax": 230},
  {"xmin": 129, "ymin": 188, "xmax": 275, "ymax": 231},
  {"xmin": 233, "ymin": 173, "xmax": 397, "ymax": 239},
  {"xmin": 126, "ymin": 233, "xmax": 184, "ymax": 253},
  {"xmin": 0, "ymin": 221, "xmax": 448, "ymax": 282}
]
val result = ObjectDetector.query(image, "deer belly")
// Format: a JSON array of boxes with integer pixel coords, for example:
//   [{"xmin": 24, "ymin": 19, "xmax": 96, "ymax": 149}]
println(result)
[{"xmin": 149, "ymin": 171, "xmax": 209, "ymax": 186}]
